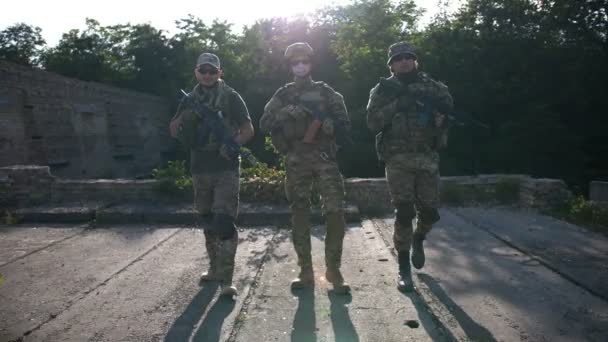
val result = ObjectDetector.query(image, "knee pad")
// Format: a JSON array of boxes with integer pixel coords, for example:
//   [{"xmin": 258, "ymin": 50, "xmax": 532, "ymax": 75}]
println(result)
[
  {"xmin": 418, "ymin": 207, "xmax": 440, "ymax": 225},
  {"xmin": 198, "ymin": 214, "xmax": 213, "ymax": 228},
  {"xmin": 395, "ymin": 202, "xmax": 416, "ymax": 225},
  {"xmin": 204, "ymin": 228, "xmax": 219, "ymax": 240},
  {"xmin": 213, "ymin": 213, "xmax": 237, "ymax": 240}
]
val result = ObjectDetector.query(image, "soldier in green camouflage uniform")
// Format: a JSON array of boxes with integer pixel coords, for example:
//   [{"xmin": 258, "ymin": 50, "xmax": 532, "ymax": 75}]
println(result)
[
  {"xmin": 367, "ymin": 42, "xmax": 453, "ymax": 292},
  {"xmin": 260, "ymin": 42, "xmax": 352, "ymax": 293},
  {"xmin": 170, "ymin": 53, "xmax": 254, "ymax": 298}
]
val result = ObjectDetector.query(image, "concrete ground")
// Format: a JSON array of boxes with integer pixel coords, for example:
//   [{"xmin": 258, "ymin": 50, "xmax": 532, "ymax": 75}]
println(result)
[{"xmin": 1, "ymin": 208, "xmax": 607, "ymax": 342}]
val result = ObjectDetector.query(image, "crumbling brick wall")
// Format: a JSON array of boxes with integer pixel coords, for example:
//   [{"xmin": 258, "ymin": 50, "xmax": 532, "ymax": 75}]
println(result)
[{"xmin": 0, "ymin": 61, "xmax": 172, "ymax": 178}]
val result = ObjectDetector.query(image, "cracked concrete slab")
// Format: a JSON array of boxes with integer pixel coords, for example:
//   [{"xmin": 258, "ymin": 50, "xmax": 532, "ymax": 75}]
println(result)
[
  {"xmin": 452, "ymin": 207, "xmax": 608, "ymax": 301},
  {"xmin": 370, "ymin": 209, "xmax": 608, "ymax": 342},
  {"xmin": 24, "ymin": 227, "xmax": 275, "ymax": 342},
  {"xmin": 233, "ymin": 224, "xmax": 447, "ymax": 342},
  {"xmin": 0, "ymin": 226, "xmax": 179, "ymax": 341},
  {"xmin": 0, "ymin": 224, "xmax": 87, "ymax": 266},
  {"xmin": 2, "ymin": 206, "xmax": 607, "ymax": 342}
]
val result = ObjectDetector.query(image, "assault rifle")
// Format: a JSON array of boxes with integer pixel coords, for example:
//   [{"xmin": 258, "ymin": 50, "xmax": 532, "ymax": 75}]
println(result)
[
  {"xmin": 376, "ymin": 77, "xmax": 489, "ymax": 129},
  {"xmin": 299, "ymin": 92, "xmax": 353, "ymax": 148},
  {"xmin": 300, "ymin": 91, "xmax": 326, "ymax": 144},
  {"xmin": 179, "ymin": 90, "xmax": 258, "ymax": 164}
]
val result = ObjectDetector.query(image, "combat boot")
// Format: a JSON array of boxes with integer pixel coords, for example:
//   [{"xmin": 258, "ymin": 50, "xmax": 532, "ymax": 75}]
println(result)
[
  {"xmin": 291, "ymin": 267, "xmax": 314, "ymax": 289},
  {"xmin": 200, "ymin": 225, "xmax": 220, "ymax": 284},
  {"xmin": 326, "ymin": 267, "xmax": 350, "ymax": 294},
  {"xmin": 397, "ymin": 250, "xmax": 414, "ymax": 292},
  {"xmin": 411, "ymin": 232, "xmax": 426, "ymax": 270},
  {"xmin": 291, "ymin": 208, "xmax": 314, "ymax": 289},
  {"xmin": 216, "ymin": 234, "xmax": 238, "ymax": 297},
  {"xmin": 199, "ymin": 269, "xmax": 219, "ymax": 283},
  {"xmin": 220, "ymin": 284, "xmax": 238, "ymax": 297}
]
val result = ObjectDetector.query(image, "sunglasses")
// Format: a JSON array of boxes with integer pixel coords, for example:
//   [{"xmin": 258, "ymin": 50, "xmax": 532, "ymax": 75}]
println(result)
[
  {"xmin": 290, "ymin": 59, "xmax": 311, "ymax": 66},
  {"xmin": 391, "ymin": 54, "xmax": 416, "ymax": 62},
  {"xmin": 198, "ymin": 67, "xmax": 219, "ymax": 75}
]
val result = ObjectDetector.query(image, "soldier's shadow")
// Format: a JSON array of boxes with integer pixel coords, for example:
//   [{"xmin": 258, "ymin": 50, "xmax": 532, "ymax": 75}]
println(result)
[
  {"xmin": 291, "ymin": 288, "xmax": 317, "ymax": 342},
  {"xmin": 417, "ymin": 273, "xmax": 497, "ymax": 342},
  {"xmin": 165, "ymin": 283, "xmax": 232, "ymax": 342},
  {"xmin": 329, "ymin": 291, "xmax": 359, "ymax": 342},
  {"xmin": 192, "ymin": 295, "xmax": 236, "ymax": 341}
]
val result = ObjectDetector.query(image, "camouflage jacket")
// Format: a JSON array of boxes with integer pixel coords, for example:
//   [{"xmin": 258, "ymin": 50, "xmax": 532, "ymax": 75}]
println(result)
[
  {"xmin": 260, "ymin": 78, "xmax": 350, "ymax": 154},
  {"xmin": 366, "ymin": 72, "xmax": 453, "ymax": 159}
]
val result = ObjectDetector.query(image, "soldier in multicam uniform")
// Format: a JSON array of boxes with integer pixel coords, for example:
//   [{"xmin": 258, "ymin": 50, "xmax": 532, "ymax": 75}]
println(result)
[
  {"xmin": 260, "ymin": 42, "xmax": 352, "ymax": 293},
  {"xmin": 367, "ymin": 42, "xmax": 453, "ymax": 292},
  {"xmin": 169, "ymin": 53, "xmax": 254, "ymax": 298}
]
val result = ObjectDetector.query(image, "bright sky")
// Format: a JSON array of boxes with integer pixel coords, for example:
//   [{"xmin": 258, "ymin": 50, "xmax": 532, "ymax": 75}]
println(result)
[{"xmin": 1, "ymin": 0, "xmax": 460, "ymax": 47}]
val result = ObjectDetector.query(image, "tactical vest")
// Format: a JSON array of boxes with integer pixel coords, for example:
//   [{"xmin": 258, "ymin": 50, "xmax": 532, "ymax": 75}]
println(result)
[
  {"xmin": 381, "ymin": 74, "xmax": 441, "ymax": 156},
  {"xmin": 176, "ymin": 81, "xmax": 238, "ymax": 150},
  {"xmin": 271, "ymin": 81, "xmax": 335, "ymax": 154}
]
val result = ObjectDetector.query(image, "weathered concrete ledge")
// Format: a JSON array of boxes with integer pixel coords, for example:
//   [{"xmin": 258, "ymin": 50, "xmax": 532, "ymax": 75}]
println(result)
[
  {"xmin": 2, "ymin": 165, "xmax": 573, "ymax": 223},
  {"xmin": 13, "ymin": 202, "xmax": 360, "ymax": 226},
  {"xmin": 591, "ymin": 181, "xmax": 608, "ymax": 205},
  {"xmin": 52, "ymin": 178, "xmax": 165, "ymax": 203},
  {"xmin": 345, "ymin": 174, "xmax": 572, "ymax": 214}
]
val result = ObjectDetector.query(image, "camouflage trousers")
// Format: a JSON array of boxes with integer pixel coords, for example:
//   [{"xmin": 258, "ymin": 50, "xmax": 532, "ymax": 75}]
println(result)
[
  {"xmin": 193, "ymin": 171, "xmax": 240, "ymax": 217},
  {"xmin": 285, "ymin": 147, "xmax": 346, "ymax": 269},
  {"xmin": 385, "ymin": 153, "xmax": 441, "ymax": 253},
  {"xmin": 193, "ymin": 171, "xmax": 240, "ymax": 283}
]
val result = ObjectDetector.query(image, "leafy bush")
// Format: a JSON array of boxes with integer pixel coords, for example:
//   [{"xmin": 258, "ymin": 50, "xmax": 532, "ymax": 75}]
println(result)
[
  {"xmin": 152, "ymin": 160, "xmax": 192, "ymax": 196},
  {"xmin": 239, "ymin": 136, "xmax": 285, "ymax": 203},
  {"xmin": 241, "ymin": 162, "xmax": 287, "ymax": 204},
  {"xmin": 568, "ymin": 196, "xmax": 595, "ymax": 222},
  {"xmin": 549, "ymin": 196, "xmax": 608, "ymax": 233},
  {"xmin": 3, "ymin": 210, "xmax": 18, "ymax": 225}
]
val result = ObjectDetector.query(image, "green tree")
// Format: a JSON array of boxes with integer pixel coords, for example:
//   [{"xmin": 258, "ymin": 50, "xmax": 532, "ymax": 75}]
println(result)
[
  {"xmin": 41, "ymin": 19, "xmax": 114, "ymax": 82},
  {"xmin": 0, "ymin": 23, "xmax": 46, "ymax": 66},
  {"xmin": 416, "ymin": 0, "xmax": 605, "ymax": 189}
]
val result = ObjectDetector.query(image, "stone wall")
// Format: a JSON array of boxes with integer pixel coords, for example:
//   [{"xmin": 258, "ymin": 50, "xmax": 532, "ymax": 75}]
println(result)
[
  {"xmin": 0, "ymin": 61, "xmax": 172, "ymax": 179},
  {"xmin": 1, "ymin": 166, "xmax": 574, "ymax": 215},
  {"xmin": 0, "ymin": 165, "xmax": 54, "ymax": 207},
  {"xmin": 520, "ymin": 177, "xmax": 573, "ymax": 208},
  {"xmin": 345, "ymin": 174, "xmax": 573, "ymax": 214},
  {"xmin": 590, "ymin": 181, "xmax": 608, "ymax": 204}
]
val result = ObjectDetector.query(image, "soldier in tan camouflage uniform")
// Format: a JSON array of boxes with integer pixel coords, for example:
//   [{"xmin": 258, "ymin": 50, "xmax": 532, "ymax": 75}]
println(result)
[
  {"xmin": 169, "ymin": 53, "xmax": 254, "ymax": 298},
  {"xmin": 260, "ymin": 42, "xmax": 352, "ymax": 293},
  {"xmin": 367, "ymin": 42, "xmax": 453, "ymax": 292}
]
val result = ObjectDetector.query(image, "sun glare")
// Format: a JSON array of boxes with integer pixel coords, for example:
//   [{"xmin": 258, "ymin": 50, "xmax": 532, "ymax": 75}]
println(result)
[{"xmin": 1, "ymin": 0, "xmax": 452, "ymax": 46}]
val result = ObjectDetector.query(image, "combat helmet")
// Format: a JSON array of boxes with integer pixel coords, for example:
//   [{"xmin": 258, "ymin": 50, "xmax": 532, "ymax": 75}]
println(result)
[
  {"xmin": 284, "ymin": 42, "xmax": 314, "ymax": 61},
  {"xmin": 387, "ymin": 42, "xmax": 417, "ymax": 64}
]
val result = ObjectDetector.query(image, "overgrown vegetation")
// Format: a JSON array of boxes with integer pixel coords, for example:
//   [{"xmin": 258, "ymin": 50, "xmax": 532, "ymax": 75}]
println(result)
[
  {"xmin": 240, "ymin": 136, "xmax": 288, "ymax": 204},
  {"xmin": 241, "ymin": 163, "xmax": 287, "ymax": 204},
  {"xmin": 151, "ymin": 159, "xmax": 288, "ymax": 204},
  {"xmin": 152, "ymin": 160, "xmax": 192, "ymax": 196},
  {"xmin": 151, "ymin": 139, "xmax": 289, "ymax": 203},
  {"xmin": 549, "ymin": 196, "xmax": 608, "ymax": 234},
  {"xmin": 3, "ymin": 210, "xmax": 18, "ymax": 225},
  {"xmin": 149, "ymin": 137, "xmax": 321, "ymax": 204}
]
